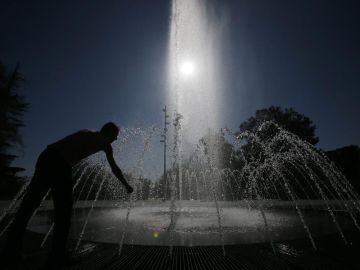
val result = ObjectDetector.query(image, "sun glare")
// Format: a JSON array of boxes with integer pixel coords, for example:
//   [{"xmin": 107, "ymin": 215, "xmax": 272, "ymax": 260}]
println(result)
[{"xmin": 180, "ymin": 61, "xmax": 195, "ymax": 76}]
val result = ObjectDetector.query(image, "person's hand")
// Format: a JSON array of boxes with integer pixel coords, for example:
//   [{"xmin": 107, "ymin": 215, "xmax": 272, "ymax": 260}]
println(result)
[{"xmin": 126, "ymin": 185, "xmax": 133, "ymax": 194}]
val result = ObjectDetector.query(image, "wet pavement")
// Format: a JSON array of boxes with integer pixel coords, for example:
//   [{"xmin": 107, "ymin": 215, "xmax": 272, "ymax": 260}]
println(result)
[
  {"xmin": 1, "ymin": 201, "xmax": 360, "ymax": 269},
  {"xmin": 0, "ymin": 229, "xmax": 360, "ymax": 269},
  {"xmin": 29, "ymin": 203, "xmax": 357, "ymax": 246}
]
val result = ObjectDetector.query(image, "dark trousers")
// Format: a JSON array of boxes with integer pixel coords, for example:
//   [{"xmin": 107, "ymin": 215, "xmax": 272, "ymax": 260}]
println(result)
[{"xmin": 6, "ymin": 147, "xmax": 73, "ymax": 257}]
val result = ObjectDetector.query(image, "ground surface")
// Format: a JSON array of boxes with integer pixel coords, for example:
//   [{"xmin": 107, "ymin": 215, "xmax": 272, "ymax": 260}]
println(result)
[
  {"xmin": 27, "ymin": 201, "xmax": 358, "ymax": 246},
  {"xmin": 1, "ymin": 201, "xmax": 360, "ymax": 269},
  {"xmin": 0, "ymin": 229, "xmax": 360, "ymax": 269}
]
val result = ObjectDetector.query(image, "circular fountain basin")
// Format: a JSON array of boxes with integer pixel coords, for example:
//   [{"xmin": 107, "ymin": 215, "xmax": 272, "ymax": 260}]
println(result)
[{"xmin": 28, "ymin": 200, "xmax": 358, "ymax": 246}]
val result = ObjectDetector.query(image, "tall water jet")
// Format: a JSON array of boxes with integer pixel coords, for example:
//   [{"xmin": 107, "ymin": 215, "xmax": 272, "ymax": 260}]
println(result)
[
  {"xmin": 168, "ymin": 0, "xmax": 226, "ymax": 199},
  {"xmin": 168, "ymin": 0, "xmax": 226, "ymax": 151}
]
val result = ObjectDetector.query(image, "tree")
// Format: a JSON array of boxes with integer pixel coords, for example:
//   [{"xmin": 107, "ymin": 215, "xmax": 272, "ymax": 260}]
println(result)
[
  {"xmin": 238, "ymin": 106, "xmax": 319, "ymax": 145},
  {"xmin": 0, "ymin": 62, "xmax": 29, "ymax": 199},
  {"xmin": 196, "ymin": 130, "xmax": 237, "ymax": 170},
  {"xmin": 235, "ymin": 107, "xmax": 322, "ymax": 200}
]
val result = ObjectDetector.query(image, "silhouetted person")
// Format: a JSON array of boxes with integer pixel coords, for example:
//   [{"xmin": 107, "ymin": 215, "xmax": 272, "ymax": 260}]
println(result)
[{"xmin": 3, "ymin": 122, "xmax": 133, "ymax": 268}]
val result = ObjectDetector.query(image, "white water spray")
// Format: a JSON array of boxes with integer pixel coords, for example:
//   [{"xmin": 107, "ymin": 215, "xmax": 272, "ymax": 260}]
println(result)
[{"xmin": 168, "ymin": 0, "xmax": 226, "ymax": 146}]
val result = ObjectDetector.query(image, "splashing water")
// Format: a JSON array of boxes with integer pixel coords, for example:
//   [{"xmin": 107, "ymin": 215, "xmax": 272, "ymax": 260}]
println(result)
[
  {"xmin": 1, "ymin": 124, "xmax": 360, "ymax": 255},
  {"xmin": 1, "ymin": 0, "xmax": 360, "ymax": 257}
]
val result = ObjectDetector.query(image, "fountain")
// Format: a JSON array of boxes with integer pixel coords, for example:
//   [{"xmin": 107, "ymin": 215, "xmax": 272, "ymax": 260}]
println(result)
[
  {"xmin": 1, "ymin": 0, "xmax": 360, "ymax": 267},
  {"xmin": 0, "ymin": 123, "xmax": 359, "ymax": 258}
]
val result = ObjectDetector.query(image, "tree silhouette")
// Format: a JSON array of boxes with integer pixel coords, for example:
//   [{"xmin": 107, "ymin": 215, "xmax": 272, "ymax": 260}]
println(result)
[
  {"xmin": 238, "ymin": 106, "xmax": 319, "ymax": 145},
  {"xmin": 197, "ymin": 130, "xmax": 237, "ymax": 170},
  {"xmin": 235, "ymin": 107, "xmax": 321, "ymax": 200},
  {"xmin": 0, "ymin": 62, "xmax": 29, "ymax": 198}
]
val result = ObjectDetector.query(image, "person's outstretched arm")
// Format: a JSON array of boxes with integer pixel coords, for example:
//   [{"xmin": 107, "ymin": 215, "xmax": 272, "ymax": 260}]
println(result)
[{"xmin": 105, "ymin": 145, "xmax": 133, "ymax": 193}]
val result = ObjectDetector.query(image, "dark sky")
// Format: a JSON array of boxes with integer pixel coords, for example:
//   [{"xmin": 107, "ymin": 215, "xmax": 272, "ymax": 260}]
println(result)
[{"xmin": 1, "ymin": 0, "xmax": 359, "ymax": 175}]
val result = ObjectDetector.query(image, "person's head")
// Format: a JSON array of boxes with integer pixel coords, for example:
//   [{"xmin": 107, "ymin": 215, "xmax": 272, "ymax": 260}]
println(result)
[{"xmin": 100, "ymin": 122, "xmax": 120, "ymax": 143}]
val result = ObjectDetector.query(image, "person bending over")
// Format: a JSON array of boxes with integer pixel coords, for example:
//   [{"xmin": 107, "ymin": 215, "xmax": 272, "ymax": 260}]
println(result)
[{"xmin": 3, "ymin": 122, "xmax": 133, "ymax": 267}]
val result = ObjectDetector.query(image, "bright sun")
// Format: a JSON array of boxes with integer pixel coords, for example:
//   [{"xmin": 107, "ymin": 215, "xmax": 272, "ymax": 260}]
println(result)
[{"xmin": 180, "ymin": 61, "xmax": 195, "ymax": 76}]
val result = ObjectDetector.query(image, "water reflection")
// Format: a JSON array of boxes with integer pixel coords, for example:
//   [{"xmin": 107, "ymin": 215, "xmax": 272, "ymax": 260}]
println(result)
[{"xmin": 29, "ymin": 202, "xmax": 356, "ymax": 246}]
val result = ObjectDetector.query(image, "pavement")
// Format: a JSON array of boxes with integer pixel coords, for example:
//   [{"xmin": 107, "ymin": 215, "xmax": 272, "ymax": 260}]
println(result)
[
  {"xmin": 0, "ymin": 229, "xmax": 360, "ymax": 269},
  {"xmin": 1, "ymin": 200, "xmax": 360, "ymax": 269}
]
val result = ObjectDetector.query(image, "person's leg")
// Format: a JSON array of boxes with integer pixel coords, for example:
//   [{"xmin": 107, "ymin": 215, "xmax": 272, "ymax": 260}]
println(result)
[
  {"xmin": 51, "ymin": 164, "xmax": 73, "ymax": 260},
  {"xmin": 5, "ymin": 152, "xmax": 51, "ymax": 255}
]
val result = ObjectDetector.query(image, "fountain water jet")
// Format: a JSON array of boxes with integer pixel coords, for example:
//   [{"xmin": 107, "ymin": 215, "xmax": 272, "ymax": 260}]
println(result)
[
  {"xmin": 1, "ymin": 1, "xmax": 360, "ymax": 260},
  {"xmin": 1, "ymin": 125, "xmax": 360, "ymax": 256},
  {"xmin": 167, "ymin": 0, "xmax": 226, "ymax": 168}
]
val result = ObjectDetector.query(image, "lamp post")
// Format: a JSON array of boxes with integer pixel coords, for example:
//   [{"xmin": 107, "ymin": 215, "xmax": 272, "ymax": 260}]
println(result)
[{"xmin": 160, "ymin": 106, "xmax": 170, "ymax": 200}]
